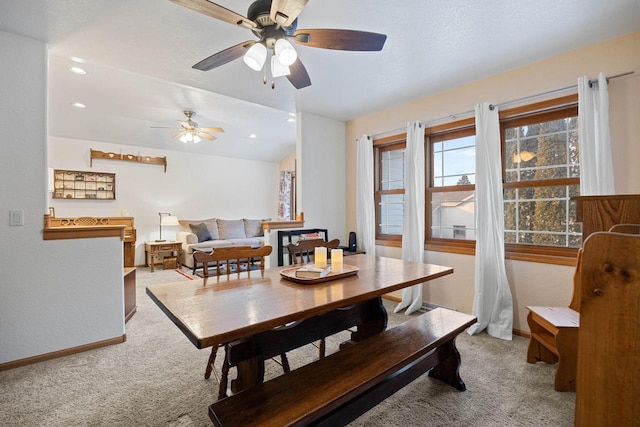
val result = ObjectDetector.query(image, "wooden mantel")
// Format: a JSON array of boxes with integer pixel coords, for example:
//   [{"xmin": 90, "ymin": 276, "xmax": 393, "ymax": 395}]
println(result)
[{"xmin": 42, "ymin": 214, "xmax": 126, "ymax": 241}]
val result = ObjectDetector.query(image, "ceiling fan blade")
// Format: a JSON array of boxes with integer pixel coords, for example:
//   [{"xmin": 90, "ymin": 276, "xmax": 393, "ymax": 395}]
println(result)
[
  {"xmin": 172, "ymin": 131, "xmax": 186, "ymax": 139},
  {"xmin": 199, "ymin": 127, "xmax": 224, "ymax": 133},
  {"xmin": 193, "ymin": 40, "xmax": 255, "ymax": 71},
  {"xmin": 199, "ymin": 132, "xmax": 217, "ymax": 141},
  {"xmin": 151, "ymin": 126, "xmax": 181, "ymax": 129},
  {"xmin": 270, "ymin": 0, "xmax": 308, "ymax": 27},
  {"xmin": 287, "ymin": 58, "xmax": 311, "ymax": 89},
  {"xmin": 170, "ymin": 0, "xmax": 257, "ymax": 29},
  {"xmin": 293, "ymin": 29, "xmax": 387, "ymax": 51}
]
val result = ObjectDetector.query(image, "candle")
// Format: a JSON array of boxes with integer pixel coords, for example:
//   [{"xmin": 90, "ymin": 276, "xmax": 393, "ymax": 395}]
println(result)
[
  {"xmin": 331, "ymin": 248, "xmax": 343, "ymax": 273},
  {"xmin": 314, "ymin": 246, "xmax": 327, "ymax": 268}
]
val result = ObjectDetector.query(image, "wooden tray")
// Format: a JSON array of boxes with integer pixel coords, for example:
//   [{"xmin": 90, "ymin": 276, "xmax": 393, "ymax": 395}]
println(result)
[{"xmin": 280, "ymin": 264, "xmax": 359, "ymax": 285}]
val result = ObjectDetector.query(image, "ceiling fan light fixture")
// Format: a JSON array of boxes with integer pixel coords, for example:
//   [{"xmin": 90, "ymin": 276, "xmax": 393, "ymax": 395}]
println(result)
[
  {"xmin": 179, "ymin": 133, "xmax": 193, "ymax": 143},
  {"xmin": 274, "ymin": 38, "xmax": 297, "ymax": 66},
  {"xmin": 243, "ymin": 42, "xmax": 267, "ymax": 71},
  {"xmin": 192, "ymin": 134, "xmax": 202, "ymax": 143},
  {"xmin": 271, "ymin": 54, "xmax": 290, "ymax": 77}
]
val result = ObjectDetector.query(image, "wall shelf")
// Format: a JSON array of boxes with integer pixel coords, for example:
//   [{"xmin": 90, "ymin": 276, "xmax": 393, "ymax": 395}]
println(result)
[
  {"xmin": 53, "ymin": 169, "xmax": 115, "ymax": 199},
  {"xmin": 90, "ymin": 148, "xmax": 167, "ymax": 172}
]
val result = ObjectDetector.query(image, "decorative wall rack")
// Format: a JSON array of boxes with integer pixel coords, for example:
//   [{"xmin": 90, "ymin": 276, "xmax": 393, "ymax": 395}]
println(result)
[{"xmin": 90, "ymin": 149, "xmax": 167, "ymax": 172}]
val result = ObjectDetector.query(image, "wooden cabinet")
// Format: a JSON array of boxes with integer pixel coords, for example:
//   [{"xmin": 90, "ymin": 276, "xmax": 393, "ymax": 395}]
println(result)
[
  {"xmin": 573, "ymin": 194, "xmax": 640, "ymax": 242},
  {"xmin": 124, "ymin": 267, "xmax": 137, "ymax": 323},
  {"xmin": 53, "ymin": 169, "xmax": 115, "ymax": 199}
]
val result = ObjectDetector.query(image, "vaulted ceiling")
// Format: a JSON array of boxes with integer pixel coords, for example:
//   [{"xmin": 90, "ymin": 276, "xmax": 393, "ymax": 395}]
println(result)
[{"xmin": 1, "ymin": 0, "xmax": 639, "ymax": 162}]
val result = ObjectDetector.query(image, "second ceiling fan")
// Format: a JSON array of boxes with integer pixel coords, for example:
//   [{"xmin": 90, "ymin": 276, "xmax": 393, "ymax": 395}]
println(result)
[{"xmin": 170, "ymin": 0, "xmax": 387, "ymax": 89}]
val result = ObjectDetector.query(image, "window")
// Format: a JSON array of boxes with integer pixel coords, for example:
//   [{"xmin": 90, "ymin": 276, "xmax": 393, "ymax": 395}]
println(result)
[
  {"xmin": 426, "ymin": 97, "xmax": 580, "ymax": 260},
  {"xmin": 374, "ymin": 96, "xmax": 580, "ymax": 263},
  {"xmin": 429, "ymin": 126, "xmax": 477, "ymax": 243},
  {"xmin": 502, "ymin": 104, "xmax": 581, "ymax": 251},
  {"xmin": 375, "ymin": 139, "xmax": 405, "ymax": 241}
]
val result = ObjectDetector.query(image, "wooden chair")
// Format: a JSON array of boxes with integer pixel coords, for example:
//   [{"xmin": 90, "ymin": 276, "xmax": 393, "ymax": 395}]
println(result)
[
  {"xmin": 286, "ymin": 238, "xmax": 341, "ymax": 359},
  {"xmin": 526, "ymin": 249, "xmax": 582, "ymax": 391},
  {"xmin": 201, "ymin": 245, "xmax": 291, "ymax": 399},
  {"xmin": 286, "ymin": 238, "xmax": 340, "ymax": 265},
  {"xmin": 575, "ymin": 230, "xmax": 640, "ymax": 425}
]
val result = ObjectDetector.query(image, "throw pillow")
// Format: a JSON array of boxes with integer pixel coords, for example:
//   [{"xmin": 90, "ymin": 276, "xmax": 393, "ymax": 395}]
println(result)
[
  {"xmin": 244, "ymin": 219, "xmax": 265, "ymax": 238},
  {"xmin": 190, "ymin": 222, "xmax": 213, "ymax": 242},
  {"xmin": 217, "ymin": 219, "xmax": 247, "ymax": 239}
]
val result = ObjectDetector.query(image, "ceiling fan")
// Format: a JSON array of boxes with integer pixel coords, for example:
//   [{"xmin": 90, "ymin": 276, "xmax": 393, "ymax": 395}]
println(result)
[
  {"xmin": 151, "ymin": 110, "xmax": 224, "ymax": 143},
  {"xmin": 170, "ymin": 0, "xmax": 387, "ymax": 89}
]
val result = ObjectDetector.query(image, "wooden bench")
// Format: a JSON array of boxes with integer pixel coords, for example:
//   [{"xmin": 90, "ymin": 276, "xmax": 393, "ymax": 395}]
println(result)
[
  {"xmin": 209, "ymin": 308, "xmax": 476, "ymax": 427},
  {"xmin": 526, "ymin": 248, "xmax": 582, "ymax": 392}
]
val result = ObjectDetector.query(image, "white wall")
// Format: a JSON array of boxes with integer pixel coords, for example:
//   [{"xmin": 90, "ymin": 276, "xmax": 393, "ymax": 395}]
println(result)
[
  {"xmin": 346, "ymin": 31, "xmax": 640, "ymax": 333},
  {"xmin": 48, "ymin": 137, "xmax": 280, "ymax": 265},
  {"xmin": 297, "ymin": 111, "xmax": 347, "ymax": 244},
  {"xmin": 0, "ymin": 31, "xmax": 123, "ymax": 364}
]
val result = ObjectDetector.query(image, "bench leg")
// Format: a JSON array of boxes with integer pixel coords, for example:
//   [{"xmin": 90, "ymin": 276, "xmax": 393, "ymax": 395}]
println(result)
[
  {"xmin": 554, "ymin": 328, "xmax": 578, "ymax": 392},
  {"xmin": 428, "ymin": 338, "xmax": 466, "ymax": 391}
]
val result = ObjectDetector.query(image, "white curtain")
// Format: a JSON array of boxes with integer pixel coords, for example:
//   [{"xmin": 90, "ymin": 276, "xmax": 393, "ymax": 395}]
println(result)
[
  {"xmin": 277, "ymin": 170, "xmax": 292, "ymax": 220},
  {"xmin": 578, "ymin": 72, "xmax": 615, "ymax": 195},
  {"xmin": 356, "ymin": 135, "xmax": 376, "ymax": 256},
  {"xmin": 468, "ymin": 103, "xmax": 513, "ymax": 340},
  {"xmin": 394, "ymin": 121, "xmax": 425, "ymax": 315}
]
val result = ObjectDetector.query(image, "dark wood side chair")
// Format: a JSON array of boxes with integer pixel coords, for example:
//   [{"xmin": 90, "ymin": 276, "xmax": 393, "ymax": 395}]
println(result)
[
  {"xmin": 200, "ymin": 245, "xmax": 292, "ymax": 399},
  {"xmin": 286, "ymin": 238, "xmax": 340, "ymax": 265},
  {"xmin": 286, "ymin": 238, "xmax": 341, "ymax": 359}
]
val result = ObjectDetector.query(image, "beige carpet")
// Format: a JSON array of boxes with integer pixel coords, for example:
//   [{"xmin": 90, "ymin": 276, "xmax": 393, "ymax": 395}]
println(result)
[{"xmin": 0, "ymin": 267, "xmax": 574, "ymax": 426}]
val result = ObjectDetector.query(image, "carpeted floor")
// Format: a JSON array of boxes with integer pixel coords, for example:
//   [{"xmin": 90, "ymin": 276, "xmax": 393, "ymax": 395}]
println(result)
[{"xmin": 0, "ymin": 267, "xmax": 575, "ymax": 426}]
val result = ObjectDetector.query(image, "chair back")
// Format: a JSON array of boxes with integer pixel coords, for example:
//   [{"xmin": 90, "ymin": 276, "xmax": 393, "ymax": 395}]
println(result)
[
  {"xmin": 207, "ymin": 245, "xmax": 272, "ymax": 277},
  {"xmin": 286, "ymin": 239, "xmax": 340, "ymax": 265},
  {"xmin": 608, "ymin": 223, "xmax": 640, "ymax": 234}
]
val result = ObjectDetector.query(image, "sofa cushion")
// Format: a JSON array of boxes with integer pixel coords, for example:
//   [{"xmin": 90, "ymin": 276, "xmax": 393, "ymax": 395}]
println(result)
[
  {"xmin": 227, "ymin": 237, "xmax": 265, "ymax": 247},
  {"xmin": 190, "ymin": 222, "xmax": 213, "ymax": 242},
  {"xmin": 244, "ymin": 218, "xmax": 268, "ymax": 238},
  {"xmin": 217, "ymin": 219, "xmax": 247, "ymax": 239},
  {"xmin": 180, "ymin": 218, "xmax": 219, "ymax": 240}
]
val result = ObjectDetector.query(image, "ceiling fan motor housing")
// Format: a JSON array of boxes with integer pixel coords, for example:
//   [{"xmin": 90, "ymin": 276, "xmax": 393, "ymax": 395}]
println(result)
[{"xmin": 248, "ymin": 0, "xmax": 297, "ymax": 35}]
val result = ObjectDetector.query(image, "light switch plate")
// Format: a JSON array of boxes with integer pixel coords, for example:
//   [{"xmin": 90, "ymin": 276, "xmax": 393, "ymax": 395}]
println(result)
[{"xmin": 10, "ymin": 209, "xmax": 24, "ymax": 226}]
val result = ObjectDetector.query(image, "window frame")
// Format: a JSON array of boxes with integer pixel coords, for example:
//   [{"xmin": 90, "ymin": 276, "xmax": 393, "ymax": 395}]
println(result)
[
  {"xmin": 374, "ymin": 135, "xmax": 406, "ymax": 244},
  {"xmin": 500, "ymin": 98, "xmax": 580, "ymax": 261},
  {"xmin": 426, "ymin": 121, "xmax": 477, "ymax": 255},
  {"xmin": 373, "ymin": 96, "xmax": 581, "ymax": 265}
]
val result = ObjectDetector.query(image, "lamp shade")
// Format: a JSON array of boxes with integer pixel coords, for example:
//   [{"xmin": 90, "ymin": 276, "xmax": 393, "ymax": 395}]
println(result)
[
  {"xmin": 160, "ymin": 215, "xmax": 180, "ymax": 226},
  {"xmin": 271, "ymin": 54, "xmax": 290, "ymax": 78},
  {"xmin": 274, "ymin": 38, "xmax": 297, "ymax": 66},
  {"xmin": 243, "ymin": 43, "xmax": 267, "ymax": 71}
]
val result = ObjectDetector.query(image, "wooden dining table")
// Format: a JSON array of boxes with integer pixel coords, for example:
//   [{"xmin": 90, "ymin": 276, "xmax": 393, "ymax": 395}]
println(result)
[{"xmin": 146, "ymin": 254, "xmax": 454, "ymax": 393}]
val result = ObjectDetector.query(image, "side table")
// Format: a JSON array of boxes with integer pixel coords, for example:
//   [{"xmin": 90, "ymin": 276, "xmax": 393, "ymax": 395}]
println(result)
[{"xmin": 145, "ymin": 241, "xmax": 183, "ymax": 273}]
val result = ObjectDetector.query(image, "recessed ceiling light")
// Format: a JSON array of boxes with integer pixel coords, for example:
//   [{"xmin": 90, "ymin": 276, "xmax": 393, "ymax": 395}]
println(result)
[
  {"xmin": 72, "ymin": 102, "xmax": 86, "ymax": 109},
  {"xmin": 287, "ymin": 118, "xmax": 295, "ymax": 123},
  {"xmin": 249, "ymin": 134, "xmax": 257, "ymax": 139},
  {"xmin": 69, "ymin": 66, "xmax": 86, "ymax": 75},
  {"xmin": 70, "ymin": 56, "xmax": 85, "ymax": 63},
  {"xmin": 288, "ymin": 112, "xmax": 296, "ymax": 117}
]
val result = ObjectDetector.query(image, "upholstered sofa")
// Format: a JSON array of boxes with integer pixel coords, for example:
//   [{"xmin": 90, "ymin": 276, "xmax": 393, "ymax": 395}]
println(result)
[{"xmin": 176, "ymin": 218, "xmax": 267, "ymax": 268}]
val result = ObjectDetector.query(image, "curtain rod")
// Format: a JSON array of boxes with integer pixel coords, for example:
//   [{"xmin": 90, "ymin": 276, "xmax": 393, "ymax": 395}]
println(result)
[{"xmin": 370, "ymin": 70, "xmax": 634, "ymax": 139}]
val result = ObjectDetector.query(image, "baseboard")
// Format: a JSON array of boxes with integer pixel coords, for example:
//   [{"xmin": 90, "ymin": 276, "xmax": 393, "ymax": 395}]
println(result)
[{"xmin": 0, "ymin": 334, "xmax": 126, "ymax": 372}]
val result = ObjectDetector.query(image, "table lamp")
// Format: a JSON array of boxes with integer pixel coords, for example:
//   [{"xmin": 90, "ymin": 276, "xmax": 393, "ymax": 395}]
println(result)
[{"xmin": 157, "ymin": 212, "xmax": 179, "ymax": 242}]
